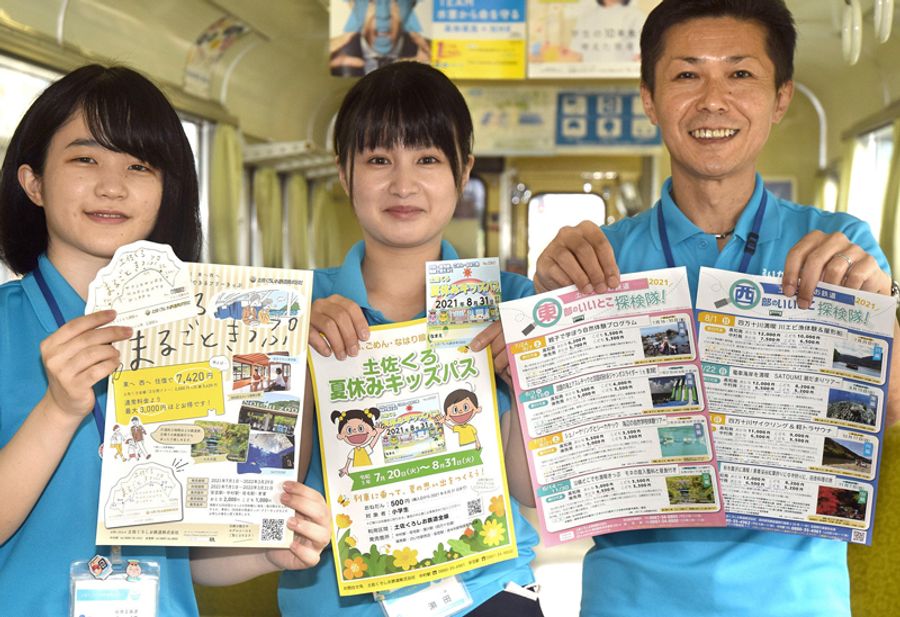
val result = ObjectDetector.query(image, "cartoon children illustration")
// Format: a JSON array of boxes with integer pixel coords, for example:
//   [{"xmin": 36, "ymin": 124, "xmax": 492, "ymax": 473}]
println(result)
[
  {"xmin": 442, "ymin": 389, "xmax": 482, "ymax": 450},
  {"xmin": 129, "ymin": 416, "xmax": 150, "ymax": 459},
  {"xmin": 331, "ymin": 408, "xmax": 385, "ymax": 477},
  {"xmin": 109, "ymin": 424, "xmax": 125, "ymax": 461}
]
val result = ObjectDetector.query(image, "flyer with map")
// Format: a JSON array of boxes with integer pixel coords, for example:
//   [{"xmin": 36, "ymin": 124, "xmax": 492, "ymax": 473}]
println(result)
[
  {"xmin": 697, "ymin": 267, "xmax": 895, "ymax": 544},
  {"xmin": 499, "ymin": 267, "xmax": 725, "ymax": 546},
  {"xmin": 309, "ymin": 319, "xmax": 517, "ymax": 595},
  {"xmin": 93, "ymin": 241, "xmax": 313, "ymax": 547}
]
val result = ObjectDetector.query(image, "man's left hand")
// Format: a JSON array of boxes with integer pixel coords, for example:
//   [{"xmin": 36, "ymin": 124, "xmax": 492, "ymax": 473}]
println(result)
[{"xmin": 782, "ymin": 231, "xmax": 891, "ymax": 307}]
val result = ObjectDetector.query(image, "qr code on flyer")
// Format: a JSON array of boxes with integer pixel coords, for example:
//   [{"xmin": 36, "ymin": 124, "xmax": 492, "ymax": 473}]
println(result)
[
  {"xmin": 261, "ymin": 518, "xmax": 284, "ymax": 542},
  {"xmin": 850, "ymin": 530, "xmax": 868, "ymax": 544},
  {"xmin": 467, "ymin": 499, "xmax": 481, "ymax": 517}
]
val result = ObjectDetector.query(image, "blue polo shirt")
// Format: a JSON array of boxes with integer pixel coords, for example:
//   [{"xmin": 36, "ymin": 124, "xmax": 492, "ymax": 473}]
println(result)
[
  {"xmin": 0, "ymin": 255, "xmax": 198, "ymax": 617},
  {"xmin": 581, "ymin": 175, "xmax": 889, "ymax": 617},
  {"xmin": 279, "ymin": 240, "xmax": 539, "ymax": 616}
]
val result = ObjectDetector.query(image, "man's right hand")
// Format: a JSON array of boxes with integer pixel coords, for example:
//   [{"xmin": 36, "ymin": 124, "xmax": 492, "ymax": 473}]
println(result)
[
  {"xmin": 309, "ymin": 295, "xmax": 370, "ymax": 360},
  {"xmin": 534, "ymin": 222, "xmax": 620, "ymax": 294}
]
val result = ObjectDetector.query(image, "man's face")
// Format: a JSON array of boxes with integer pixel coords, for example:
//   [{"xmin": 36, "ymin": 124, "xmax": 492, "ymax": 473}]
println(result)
[
  {"xmin": 640, "ymin": 17, "xmax": 793, "ymax": 185},
  {"xmin": 446, "ymin": 397, "xmax": 479, "ymax": 425}
]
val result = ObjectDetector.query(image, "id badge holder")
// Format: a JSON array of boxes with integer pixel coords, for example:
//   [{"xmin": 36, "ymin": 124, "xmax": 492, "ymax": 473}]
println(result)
[
  {"xmin": 375, "ymin": 576, "xmax": 473, "ymax": 617},
  {"xmin": 70, "ymin": 555, "xmax": 160, "ymax": 617}
]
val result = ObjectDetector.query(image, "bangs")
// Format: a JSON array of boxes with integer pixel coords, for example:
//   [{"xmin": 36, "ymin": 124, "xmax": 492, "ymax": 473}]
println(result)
[
  {"xmin": 353, "ymin": 101, "xmax": 458, "ymax": 159},
  {"xmin": 334, "ymin": 62, "xmax": 474, "ymax": 190},
  {"xmin": 78, "ymin": 74, "xmax": 187, "ymax": 174}
]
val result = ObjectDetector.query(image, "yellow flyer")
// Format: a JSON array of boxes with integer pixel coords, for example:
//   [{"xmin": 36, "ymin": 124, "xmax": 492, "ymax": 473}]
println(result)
[
  {"xmin": 94, "ymin": 243, "xmax": 312, "ymax": 547},
  {"xmin": 310, "ymin": 319, "xmax": 517, "ymax": 595}
]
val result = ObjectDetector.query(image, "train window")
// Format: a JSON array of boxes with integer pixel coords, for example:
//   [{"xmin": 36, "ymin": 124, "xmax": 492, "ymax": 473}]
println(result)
[
  {"xmin": 527, "ymin": 192, "xmax": 607, "ymax": 279},
  {"xmin": 179, "ymin": 117, "xmax": 211, "ymax": 261},
  {"xmin": 445, "ymin": 176, "xmax": 487, "ymax": 258},
  {"xmin": 821, "ymin": 175, "xmax": 839, "ymax": 213},
  {"xmin": 0, "ymin": 57, "xmax": 58, "ymax": 284},
  {"xmin": 846, "ymin": 124, "xmax": 894, "ymax": 239}
]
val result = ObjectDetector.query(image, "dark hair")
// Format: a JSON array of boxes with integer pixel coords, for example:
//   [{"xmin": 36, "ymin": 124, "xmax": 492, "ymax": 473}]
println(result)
[
  {"xmin": 443, "ymin": 389, "xmax": 478, "ymax": 414},
  {"xmin": 0, "ymin": 64, "xmax": 201, "ymax": 274},
  {"xmin": 331, "ymin": 407, "xmax": 381, "ymax": 433},
  {"xmin": 640, "ymin": 0, "xmax": 796, "ymax": 94},
  {"xmin": 333, "ymin": 61, "xmax": 473, "ymax": 194}
]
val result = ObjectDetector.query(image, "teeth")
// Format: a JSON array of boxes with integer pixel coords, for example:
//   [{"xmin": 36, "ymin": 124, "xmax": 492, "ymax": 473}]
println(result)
[
  {"xmin": 691, "ymin": 129, "xmax": 737, "ymax": 139},
  {"xmin": 90, "ymin": 212, "xmax": 124, "ymax": 218}
]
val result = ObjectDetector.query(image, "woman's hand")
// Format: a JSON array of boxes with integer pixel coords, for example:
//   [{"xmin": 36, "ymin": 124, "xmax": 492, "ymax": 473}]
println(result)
[
  {"xmin": 265, "ymin": 482, "xmax": 332, "ymax": 571},
  {"xmin": 470, "ymin": 322, "xmax": 513, "ymax": 386},
  {"xmin": 309, "ymin": 295, "xmax": 369, "ymax": 360},
  {"xmin": 40, "ymin": 310, "xmax": 131, "ymax": 419}
]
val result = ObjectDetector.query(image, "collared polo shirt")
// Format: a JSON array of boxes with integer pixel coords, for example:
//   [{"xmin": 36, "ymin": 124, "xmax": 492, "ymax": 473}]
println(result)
[
  {"xmin": 581, "ymin": 175, "xmax": 889, "ymax": 617},
  {"xmin": 279, "ymin": 240, "xmax": 539, "ymax": 617},
  {"xmin": 0, "ymin": 255, "xmax": 198, "ymax": 617}
]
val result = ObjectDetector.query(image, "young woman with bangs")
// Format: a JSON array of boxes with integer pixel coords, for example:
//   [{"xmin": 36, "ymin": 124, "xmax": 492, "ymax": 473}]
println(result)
[
  {"xmin": 0, "ymin": 64, "xmax": 329, "ymax": 615},
  {"xmin": 278, "ymin": 61, "xmax": 543, "ymax": 617}
]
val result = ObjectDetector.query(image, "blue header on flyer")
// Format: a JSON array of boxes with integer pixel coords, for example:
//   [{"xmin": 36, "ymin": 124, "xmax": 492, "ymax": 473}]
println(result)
[{"xmin": 760, "ymin": 282, "xmax": 855, "ymax": 306}]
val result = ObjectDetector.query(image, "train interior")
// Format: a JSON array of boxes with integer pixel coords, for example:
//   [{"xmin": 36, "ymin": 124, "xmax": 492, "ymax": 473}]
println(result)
[{"xmin": 0, "ymin": 0, "xmax": 898, "ymax": 614}]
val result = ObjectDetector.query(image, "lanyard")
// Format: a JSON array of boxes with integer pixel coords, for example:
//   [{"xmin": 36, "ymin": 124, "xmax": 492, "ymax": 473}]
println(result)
[
  {"xmin": 33, "ymin": 265, "xmax": 106, "ymax": 442},
  {"xmin": 657, "ymin": 191, "xmax": 768, "ymax": 274}
]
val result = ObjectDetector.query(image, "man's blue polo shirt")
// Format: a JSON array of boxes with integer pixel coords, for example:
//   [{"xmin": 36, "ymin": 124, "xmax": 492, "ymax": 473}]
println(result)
[
  {"xmin": 0, "ymin": 255, "xmax": 198, "ymax": 616},
  {"xmin": 279, "ymin": 240, "xmax": 539, "ymax": 616},
  {"xmin": 581, "ymin": 175, "xmax": 889, "ymax": 617}
]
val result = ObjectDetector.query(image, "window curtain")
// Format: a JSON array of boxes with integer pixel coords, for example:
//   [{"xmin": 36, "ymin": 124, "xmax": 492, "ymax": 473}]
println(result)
[
  {"xmin": 835, "ymin": 140, "xmax": 858, "ymax": 213},
  {"xmin": 310, "ymin": 179, "xmax": 362, "ymax": 268},
  {"xmin": 208, "ymin": 124, "xmax": 243, "ymax": 264},
  {"xmin": 253, "ymin": 167, "xmax": 283, "ymax": 268},
  {"xmin": 878, "ymin": 118, "xmax": 900, "ymax": 275},
  {"xmin": 286, "ymin": 173, "xmax": 310, "ymax": 269}
]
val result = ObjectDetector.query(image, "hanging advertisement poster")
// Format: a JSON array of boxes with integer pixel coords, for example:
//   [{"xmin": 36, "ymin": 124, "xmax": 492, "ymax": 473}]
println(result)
[
  {"xmin": 460, "ymin": 85, "xmax": 557, "ymax": 155},
  {"xmin": 556, "ymin": 89, "xmax": 661, "ymax": 150},
  {"xmin": 499, "ymin": 268, "xmax": 725, "ymax": 546},
  {"xmin": 697, "ymin": 268, "xmax": 895, "ymax": 544},
  {"xmin": 432, "ymin": 0, "xmax": 527, "ymax": 79},
  {"xmin": 184, "ymin": 16, "xmax": 251, "ymax": 98},
  {"xmin": 527, "ymin": 0, "xmax": 660, "ymax": 78},
  {"xmin": 329, "ymin": 0, "xmax": 433, "ymax": 77},
  {"xmin": 309, "ymin": 320, "xmax": 517, "ymax": 595},
  {"xmin": 93, "ymin": 242, "xmax": 313, "ymax": 548}
]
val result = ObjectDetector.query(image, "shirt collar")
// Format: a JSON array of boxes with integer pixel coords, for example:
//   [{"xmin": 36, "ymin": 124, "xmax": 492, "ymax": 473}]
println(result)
[
  {"xmin": 650, "ymin": 174, "xmax": 778, "ymax": 248},
  {"xmin": 330, "ymin": 240, "xmax": 460, "ymax": 324},
  {"xmin": 21, "ymin": 254, "xmax": 87, "ymax": 333}
]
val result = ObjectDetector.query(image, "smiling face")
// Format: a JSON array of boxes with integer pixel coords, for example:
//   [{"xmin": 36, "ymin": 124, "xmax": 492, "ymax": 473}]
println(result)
[
  {"xmin": 338, "ymin": 418, "xmax": 378, "ymax": 446},
  {"xmin": 18, "ymin": 110, "xmax": 162, "ymax": 270},
  {"xmin": 445, "ymin": 397, "xmax": 480, "ymax": 426},
  {"xmin": 640, "ymin": 17, "xmax": 793, "ymax": 187},
  {"xmin": 341, "ymin": 145, "xmax": 471, "ymax": 252}
]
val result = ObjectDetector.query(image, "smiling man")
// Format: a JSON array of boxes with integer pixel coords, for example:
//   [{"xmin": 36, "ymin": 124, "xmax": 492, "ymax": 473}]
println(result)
[{"xmin": 533, "ymin": 1, "xmax": 900, "ymax": 616}]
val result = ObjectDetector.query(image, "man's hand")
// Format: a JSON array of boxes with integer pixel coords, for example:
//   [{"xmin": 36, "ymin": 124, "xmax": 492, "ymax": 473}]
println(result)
[
  {"xmin": 782, "ymin": 231, "xmax": 891, "ymax": 308},
  {"xmin": 534, "ymin": 222, "xmax": 620, "ymax": 294}
]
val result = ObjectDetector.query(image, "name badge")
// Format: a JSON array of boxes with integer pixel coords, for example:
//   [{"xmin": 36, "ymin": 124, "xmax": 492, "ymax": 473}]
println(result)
[
  {"xmin": 376, "ymin": 576, "xmax": 472, "ymax": 617},
  {"xmin": 71, "ymin": 558, "xmax": 159, "ymax": 617}
]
